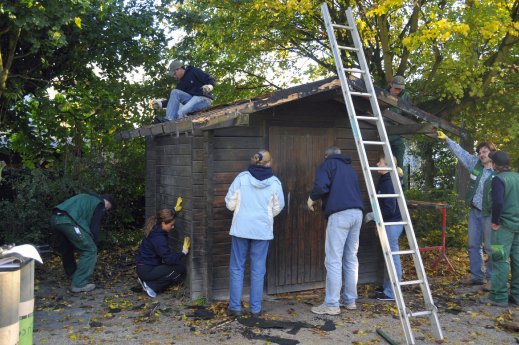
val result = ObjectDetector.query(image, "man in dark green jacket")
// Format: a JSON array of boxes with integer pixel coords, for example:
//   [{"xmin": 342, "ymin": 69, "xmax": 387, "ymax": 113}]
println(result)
[
  {"xmin": 386, "ymin": 75, "xmax": 411, "ymax": 169},
  {"xmin": 51, "ymin": 193, "xmax": 113, "ymax": 292},
  {"xmin": 481, "ymin": 151, "xmax": 519, "ymax": 307}
]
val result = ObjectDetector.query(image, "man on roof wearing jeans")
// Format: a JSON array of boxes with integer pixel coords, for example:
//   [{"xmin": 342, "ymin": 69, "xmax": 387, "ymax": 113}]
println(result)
[{"xmin": 151, "ymin": 61, "xmax": 215, "ymax": 122}]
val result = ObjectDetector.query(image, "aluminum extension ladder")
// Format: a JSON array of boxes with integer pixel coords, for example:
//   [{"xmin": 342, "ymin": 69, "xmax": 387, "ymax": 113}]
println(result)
[{"xmin": 320, "ymin": 3, "xmax": 443, "ymax": 344}]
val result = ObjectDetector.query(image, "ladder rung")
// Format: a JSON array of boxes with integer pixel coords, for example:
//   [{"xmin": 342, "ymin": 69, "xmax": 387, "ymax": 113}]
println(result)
[
  {"xmin": 376, "ymin": 193, "xmax": 400, "ymax": 198},
  {"xmin": 369, "ymin": 167, "xmax": 392, "ymax": 171},
  {"xmin": 399, "ymin": 279, "xmax": 423, "ymax": 286},
  {"xmin": 350, "ymin": 91, "xmax": 372, "ymax": 97},
  {"xmin": 337, "ymin": 45, "xmax": 359, "ymax": 52},
  {"xmin": 344, "ymin": 68, "xmax": 365, "ymax": 74},
  {"xmin": 392, "ymin": 249, "xmax": 415, "ymax": 255},
  {"xmin": 331, "ymin": 23, "xmax": 354, "ymax": 30},
  {"xmin": 362, "ymin": 140, "xmax": 386, "ymax": 146},
  {"xmin": 384, "ymin": 221, "xmax": 408, "ymax": 226},
  {"xmin": 356, "ymin": 116, "xmax": 379, "ymax": 121},
  {"xmin": 409, "ymin": 310, "xmax": 433, "ymax": 317}
]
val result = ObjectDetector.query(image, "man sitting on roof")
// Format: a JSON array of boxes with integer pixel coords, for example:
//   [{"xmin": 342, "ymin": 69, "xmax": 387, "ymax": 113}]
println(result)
[{"xmin": 151, "ymin": 61, "xmax": 215, "ymax": 123}]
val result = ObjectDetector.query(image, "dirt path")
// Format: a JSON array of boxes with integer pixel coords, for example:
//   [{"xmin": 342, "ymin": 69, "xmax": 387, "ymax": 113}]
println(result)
[{"xmin": 32, "ymin": 249, "xmax": 519, "ymax": 344}]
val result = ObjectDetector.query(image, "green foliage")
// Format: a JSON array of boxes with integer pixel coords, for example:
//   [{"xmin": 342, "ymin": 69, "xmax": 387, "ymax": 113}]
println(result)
[
  {"xmin": 405, "ymin": 188, "xmax": 469, "ymax": 249},
  {"xmin": 0, "ymin": 168, "xmax": 78, "ymax": 244},
  {"xmin": 0, "ymin": 143, "xmax": 146, "ymax": 245},
  {"xmin": 169, "ymin": 0, "xmax": 518, "ymax": 153},
  {"xmin": 408, "ymin": 136, "xmax": 458, "ymax": 190}
]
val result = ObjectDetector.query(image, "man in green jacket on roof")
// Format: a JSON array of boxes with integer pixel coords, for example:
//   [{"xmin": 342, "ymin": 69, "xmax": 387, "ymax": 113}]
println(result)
[
  {"xmin": 386, "ymin": 75, "xmax": 411, "ymax": 169},
  {"xmin": 51, "ymin": 193, "xmax": 113, "ymax": 292}
]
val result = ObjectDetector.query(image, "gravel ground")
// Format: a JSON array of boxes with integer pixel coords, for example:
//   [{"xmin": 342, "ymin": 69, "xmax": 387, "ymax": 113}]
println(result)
[{"xmin": 31, "ymin": 250, "xmax": 519, "ymax": 345}]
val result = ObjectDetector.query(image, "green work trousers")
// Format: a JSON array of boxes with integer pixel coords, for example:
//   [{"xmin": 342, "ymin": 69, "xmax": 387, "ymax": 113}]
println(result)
[
  {"xmin": 490, "ymin": 227, "xmax": 519, "ymax": 304},
  {"xmin": 51, "ymin": 215, "xmax": 97, "ymax": 288},
  {"xmin": 388, "ymin": 135, "xmax": 405, "ymax": 168}
]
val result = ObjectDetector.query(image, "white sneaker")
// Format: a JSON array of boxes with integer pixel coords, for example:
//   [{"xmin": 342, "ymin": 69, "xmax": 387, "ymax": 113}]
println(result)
[
  {"xmin": 311, "ymin": 303, "xmax": 340, "ymax": 315},
  {"xmin": 138, "ymin": 277, "xmax": 156, "ymax": 298},
  {"xmin": 339, "ymin": 301, "xmax": 357, "ymax": 310},
  {"xmin": 344, "ymin": 302, "xmax": 356, "ymax": 310}
]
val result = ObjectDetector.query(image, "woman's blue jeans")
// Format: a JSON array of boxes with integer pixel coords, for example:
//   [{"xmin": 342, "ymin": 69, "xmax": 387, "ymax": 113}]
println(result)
[
  {"xmin": 383, "ymin": 225, "xmax": 404, "ymax": 298},
  {"xmin": 229, "ymin": 236, "xmax": 269, "ymax": 314}
]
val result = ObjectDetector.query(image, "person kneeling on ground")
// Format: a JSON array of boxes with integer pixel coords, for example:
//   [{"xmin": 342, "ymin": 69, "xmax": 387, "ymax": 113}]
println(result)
[{"xmin": 135, "ymin": 208, "xmax": 190, "ymax": 297}]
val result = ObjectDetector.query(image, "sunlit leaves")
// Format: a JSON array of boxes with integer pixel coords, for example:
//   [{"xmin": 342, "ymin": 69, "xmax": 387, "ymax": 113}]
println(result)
[{"xmin": 74, "ymin": 17, "xmax": 82, "ymax": 29}]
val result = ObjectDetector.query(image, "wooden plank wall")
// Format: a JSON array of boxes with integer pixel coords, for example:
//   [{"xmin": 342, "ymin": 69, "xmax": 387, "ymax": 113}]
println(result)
[
  {"xmin": 146, "ymin": 95, "xmax": 385, "ymax": 301},
  {"xmin": 206, "ymin": 97, "xmax": 384, "ymax": 300},
  {"xmin": 207, "ymin": 117, "xmax": 266, "ymax": 300},
  {"xmin": 145, "ymin": 134, "xmax": 199, "ymax": 296}
]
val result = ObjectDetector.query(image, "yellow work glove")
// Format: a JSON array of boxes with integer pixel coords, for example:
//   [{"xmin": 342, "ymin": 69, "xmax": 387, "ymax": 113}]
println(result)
[
  {"xmin": 307, "ymin": 196, "xmax": 316, "ymax": 211},
  {"xmin": 437, "ymin": 130, "xmax": 447, "ymax": 141},
  {"xmin": 182, "ymin": 236, "xmax": 191, "ymax": 255},
  {"xmin": 175, "ymin": 196, "xmax": 183, "ymax": 213}
]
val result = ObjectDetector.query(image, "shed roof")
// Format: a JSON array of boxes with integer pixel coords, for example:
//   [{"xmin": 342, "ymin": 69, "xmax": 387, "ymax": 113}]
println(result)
[{"xmin": 117, "ymin": 76, "xmax": 464, "ymax": 140}]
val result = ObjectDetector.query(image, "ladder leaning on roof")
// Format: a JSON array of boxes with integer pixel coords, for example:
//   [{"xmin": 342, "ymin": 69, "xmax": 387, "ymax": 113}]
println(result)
[{"xmin": 320, "ymin": 3, "xmax": 443, "ymax": 345}]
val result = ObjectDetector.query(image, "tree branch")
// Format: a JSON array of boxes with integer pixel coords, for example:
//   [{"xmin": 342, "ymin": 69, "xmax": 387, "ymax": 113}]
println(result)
[{"xmin": 0, "ymin": 26, "xmax": 21, "ymax": 97}]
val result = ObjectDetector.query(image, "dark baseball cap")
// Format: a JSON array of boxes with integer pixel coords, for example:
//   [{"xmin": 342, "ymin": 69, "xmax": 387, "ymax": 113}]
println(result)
[{"xmin": 488, "ymin": 151, "xmax": 509, "ymax": 166}]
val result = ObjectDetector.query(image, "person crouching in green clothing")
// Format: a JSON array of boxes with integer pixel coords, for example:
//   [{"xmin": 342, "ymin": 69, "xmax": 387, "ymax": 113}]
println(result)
[
  {"xmin": 480, "ymin": 151, "xmax": 519, "ymax": 307},
  {"xmin": 51, "ymin": 193, "xmax": 113, "ymax": 293}
]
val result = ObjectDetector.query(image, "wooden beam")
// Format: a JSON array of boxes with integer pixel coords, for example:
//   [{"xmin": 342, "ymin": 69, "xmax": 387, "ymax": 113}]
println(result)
[
  {"xmin": 348, "ymin": 75, "xmax": 465, "ymax": 138},
  {"xmin": 386, "ymin": 123, "xmax": 433, "ymax": 135},
  {"xmin": 382, "ymin": 109, "xmax": 416, "ymax": 125},
  {"xmin": 377, "ymin": 94, "xmax": 465, "ymax": 137}
]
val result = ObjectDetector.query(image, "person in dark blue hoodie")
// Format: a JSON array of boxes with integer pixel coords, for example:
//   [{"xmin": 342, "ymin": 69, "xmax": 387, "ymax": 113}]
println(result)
[
  {"xmin": 151, "ymin": 60, "xmax": 215, "ymax": 122},
  {"xmin": 135, "ymin": 209, "xmax": 190, "ymax": 297},
  {"xmin": 307, "ymin": 146, "xmax": 364, "ymax": 315},
  {"xmin": 365, "ymin": 155, "xmax": 404, "ymax": 301}
]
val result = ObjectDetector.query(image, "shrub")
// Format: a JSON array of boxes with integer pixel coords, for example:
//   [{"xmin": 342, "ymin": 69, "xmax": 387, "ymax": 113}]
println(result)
[
  {"xmin": 0, "ymin": 163, "xmax": 145, "ymax": 246},
  {"xmin": 404, "ymin": 188, "xmax": 469, "ymax": 249}
]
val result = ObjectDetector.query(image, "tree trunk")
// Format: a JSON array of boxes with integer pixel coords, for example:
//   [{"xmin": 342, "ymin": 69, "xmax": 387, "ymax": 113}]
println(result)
[
  {"xmin": 455, "ymin": 134, "xmax": 473, "ymax": 200},
  {"xmin": 423, "ymin": 141, "xmax": 435, "ymax": 190}
]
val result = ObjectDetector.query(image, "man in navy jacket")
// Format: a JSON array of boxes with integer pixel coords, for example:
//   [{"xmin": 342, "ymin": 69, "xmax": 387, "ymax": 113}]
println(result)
[
  {"xmin": 151, "ymin": 61, "xmax": 215, "ymax": 122},
  {"xmin": 307, "ymin": 146, "xmax": 364, "ymax": 315}
]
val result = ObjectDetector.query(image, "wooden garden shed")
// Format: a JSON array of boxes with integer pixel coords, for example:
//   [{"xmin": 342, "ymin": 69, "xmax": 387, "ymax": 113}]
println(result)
[{"xmin": 118, "ymin": 76, "xmax": 463, "ymax": 300}]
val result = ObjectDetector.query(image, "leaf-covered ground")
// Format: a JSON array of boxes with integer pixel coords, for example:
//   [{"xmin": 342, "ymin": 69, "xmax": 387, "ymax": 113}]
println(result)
[{"xmin": 33, "ymin": 247, "xmax": 519, "ymax": 344}]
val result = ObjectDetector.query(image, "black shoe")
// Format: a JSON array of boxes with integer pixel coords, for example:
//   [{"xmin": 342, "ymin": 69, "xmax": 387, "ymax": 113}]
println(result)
[
  {"xmin": 375, "ymin": 286, "xmax": 384, "ymax": 293},
  {"xmin": 153, "ymin": 116, "xmax": 165, "ymax": 124},
  {"xmin": 375, "ymin": 291, "xmax": 395, "ymax": 301},
  {"xmin": 479, "ymin": 296, "xmax": 508, "ymax": 308},
  {"xmin": 227, "ymin": 309, "xmax": 242, "ymax": 317}
]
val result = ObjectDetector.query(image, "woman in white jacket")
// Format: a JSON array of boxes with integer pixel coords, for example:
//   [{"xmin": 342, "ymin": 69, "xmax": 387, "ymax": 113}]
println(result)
[{"xmin": 225, "ymin": 150, "xmax": 285, "ymax": 317}]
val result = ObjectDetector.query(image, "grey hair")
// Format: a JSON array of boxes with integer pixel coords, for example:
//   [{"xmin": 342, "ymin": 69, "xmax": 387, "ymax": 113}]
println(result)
[{"xmin": 325, "ymin": 146, "xmax": 341, "ymax": 156}]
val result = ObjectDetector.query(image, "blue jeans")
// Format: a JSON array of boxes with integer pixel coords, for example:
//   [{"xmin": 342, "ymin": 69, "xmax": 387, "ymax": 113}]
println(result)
[
  {"xmin": 165, "ymin": 89, "xmax": 213, "ymax": 120},
  {"xmin": 468, "ymin": 208, "xmax": 492, "ymax": 282},
  {"xmin": 229, "ymin": 236, "xmax": 269, "ymax": 314},
  {"xmin": 383, "ymin": 225, "xmax": 404, "ymax": 299},
  {"xmin": 324, "ymin": 209, "xmax": 363, "ymax": 307}
]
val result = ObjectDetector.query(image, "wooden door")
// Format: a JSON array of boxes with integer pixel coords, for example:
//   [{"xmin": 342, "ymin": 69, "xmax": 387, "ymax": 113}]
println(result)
[{"xmin": 267, "ymin": 126, "xmax": 335, "ymax": 294}]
